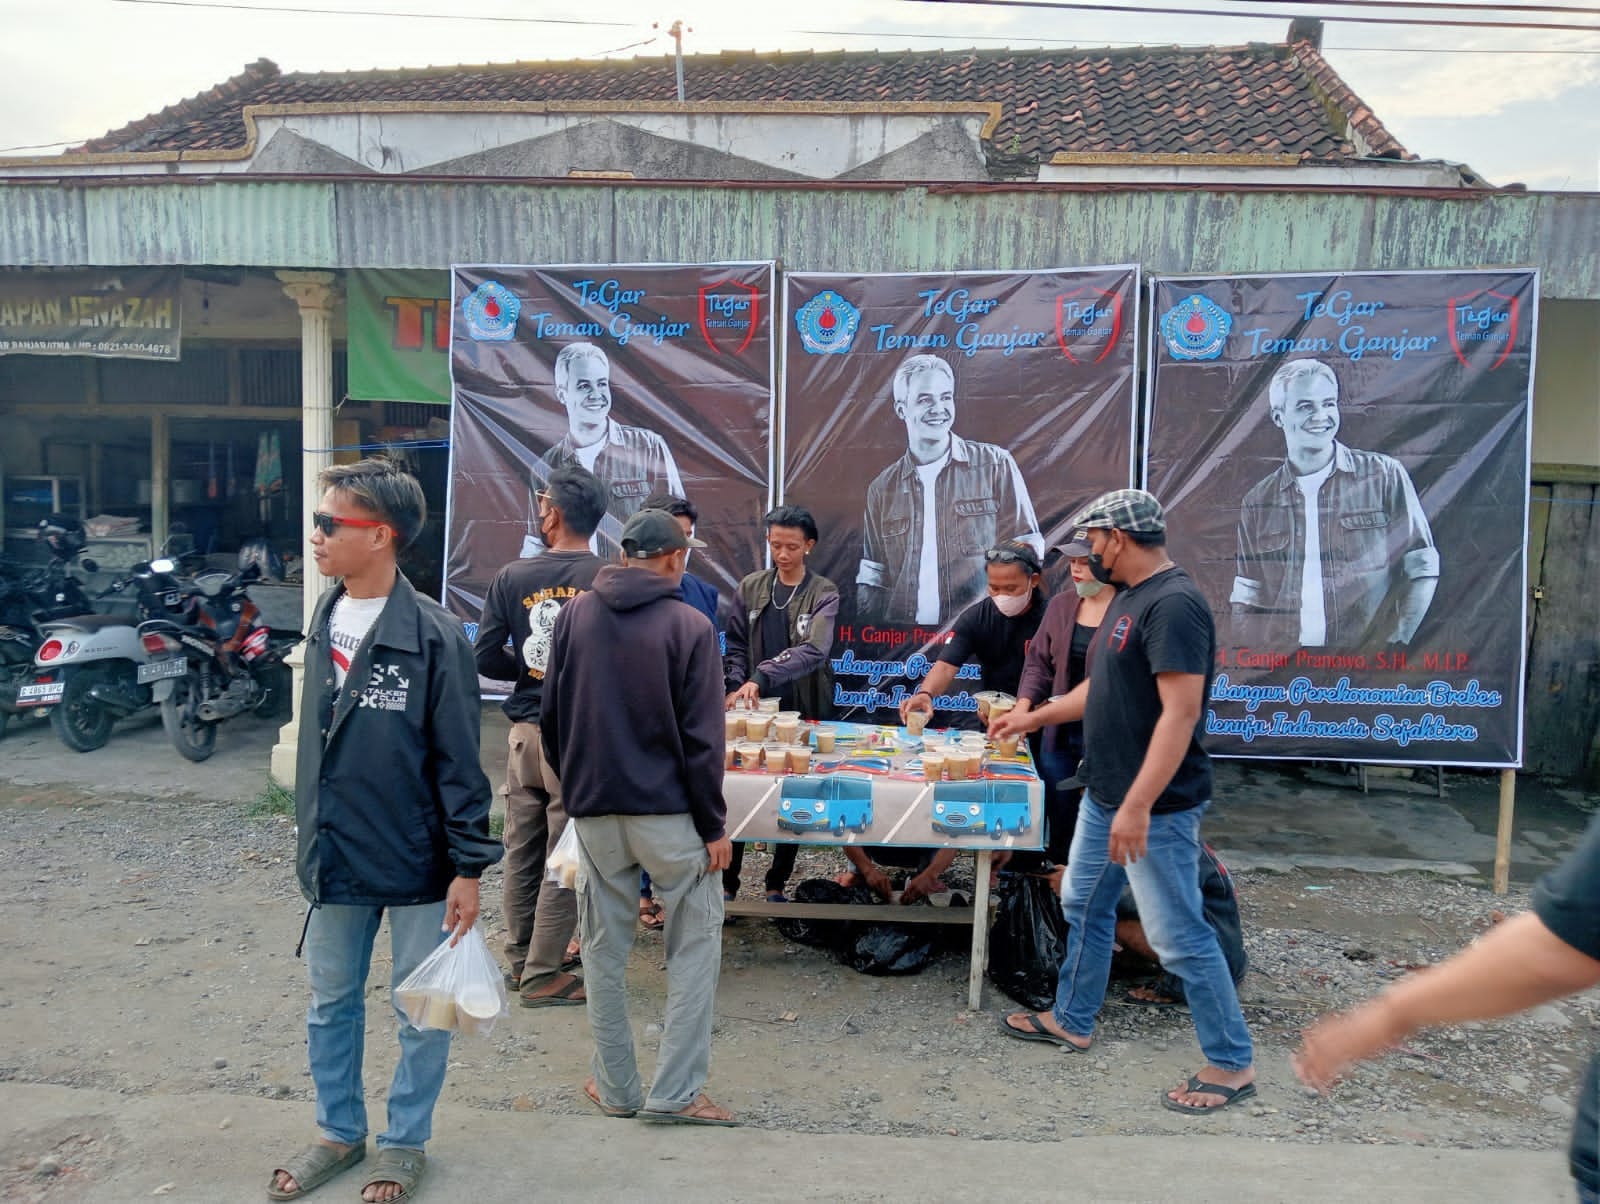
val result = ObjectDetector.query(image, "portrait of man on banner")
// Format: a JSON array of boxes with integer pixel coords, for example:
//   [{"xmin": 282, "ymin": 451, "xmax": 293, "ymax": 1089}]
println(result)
[
  {"xmin": 519, "ymin": 341, "xmax": 684, "ymax": 559},
  {"xmin": 855, "ymin": 353, "xmax": 1044, "ymax": 627},
  {"xmin": 1229, "ymin": 358, "xmax": 1440, "ymax": 650}
]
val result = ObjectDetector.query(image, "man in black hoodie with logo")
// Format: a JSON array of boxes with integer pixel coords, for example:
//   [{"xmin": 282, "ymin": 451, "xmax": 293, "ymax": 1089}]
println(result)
[{"xmin": 541, "ymin": 508, "xmax": 736, "ymax": 1126}]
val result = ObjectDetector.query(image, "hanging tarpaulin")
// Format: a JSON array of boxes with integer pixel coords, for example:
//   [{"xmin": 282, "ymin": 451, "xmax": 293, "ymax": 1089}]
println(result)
[
  {"xmin": 443, "ymin": 262, "xmax": 776, "ymax": 626},
  {"xmin": 782, "ymin": 267, "xmax": 1141, "ymax": 723},
  {"xmin": 347, "ymin": 269, "xmax": 452, "ymax": 404},
  {"xmin": 1145, "ymin": 269, "xmax": 1537, "ymax": 767},
  {"xmin": 0, "ymin": 267, "xmax": 182, "ymax": 360}
]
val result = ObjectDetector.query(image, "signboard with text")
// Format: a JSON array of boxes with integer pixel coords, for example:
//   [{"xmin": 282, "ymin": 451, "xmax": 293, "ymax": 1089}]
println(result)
[
  {"xmin": 783, "ymin": 267, "xmax": 1141, "ymax": 722},
  {"xmin": 0, "ymin": 267, "xmax": 182, "ymax": 360},
  {"xmin": 1146, "ymin": 269, "xmax": 1536, "ymax": 766}
]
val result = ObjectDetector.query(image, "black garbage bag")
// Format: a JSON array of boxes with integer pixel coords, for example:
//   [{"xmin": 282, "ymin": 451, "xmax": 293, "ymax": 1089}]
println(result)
[
  {"xmin": 840, "ymin": 908, "xmax": 942, "ymax": 976},
  {"xmin": 986, "ymin": 872, "xmax": 1067, "ymax": 1011},
  {"xmin": 773, "ymin": 878, "xmax": 874, "ymax": 951}
]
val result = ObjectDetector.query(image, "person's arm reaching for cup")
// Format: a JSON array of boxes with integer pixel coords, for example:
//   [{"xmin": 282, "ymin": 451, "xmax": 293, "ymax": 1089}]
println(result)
[
  {"xmin": 990, "ymin": 678, "xmax": 1088, "ymax": 739},
  {"xmin": 899, "ymin": 660, "xmax": 959, "ymax": 724}
]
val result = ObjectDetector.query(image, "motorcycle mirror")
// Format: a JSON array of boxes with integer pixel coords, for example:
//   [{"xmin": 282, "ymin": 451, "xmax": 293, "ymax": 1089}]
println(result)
[
  {"xmin": 150, "ymin": 558, "xmax": 178, "ymax": 574},
  {"xmin": 79, "ymin": 558, "xmax": 99, "ymax": 574}
]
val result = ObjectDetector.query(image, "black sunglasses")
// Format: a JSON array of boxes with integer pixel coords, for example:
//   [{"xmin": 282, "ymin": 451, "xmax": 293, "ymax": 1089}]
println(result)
[
  {"xmin": 984, "ymin": 546, "xmax": 1041, "ymax": 574},
  {"xmin": 312, "ymin": 511, "xmax": 391, "ymax": 536}
]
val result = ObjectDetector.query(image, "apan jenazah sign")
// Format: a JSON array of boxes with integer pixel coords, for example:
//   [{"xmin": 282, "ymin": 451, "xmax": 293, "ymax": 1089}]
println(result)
[{"xmin": 0, "ymin": 268, "xmax": 182, "ymax": 360}]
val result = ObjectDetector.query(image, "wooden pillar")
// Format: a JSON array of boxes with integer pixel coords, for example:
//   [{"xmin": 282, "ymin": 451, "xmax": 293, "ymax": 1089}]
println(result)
[{"xmin": 1493, "ymin": 768, "xmax": 1516, "ymax": 895}]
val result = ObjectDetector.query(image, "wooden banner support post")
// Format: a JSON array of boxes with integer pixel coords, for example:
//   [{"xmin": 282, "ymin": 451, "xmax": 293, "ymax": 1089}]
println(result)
[{"xmin": 1493, "ymin": 768, "xmax": 1516, "ymax": 895}]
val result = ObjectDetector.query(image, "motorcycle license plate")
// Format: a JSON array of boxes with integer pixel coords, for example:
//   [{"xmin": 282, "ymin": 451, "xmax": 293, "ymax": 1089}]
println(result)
[
  {"xmin": 17, "ymin": 680, "xmax": 64, "ymax": 706},
  {"xmin": 137, "ymin": 657, "xmax": 187, "ymax": 684}
]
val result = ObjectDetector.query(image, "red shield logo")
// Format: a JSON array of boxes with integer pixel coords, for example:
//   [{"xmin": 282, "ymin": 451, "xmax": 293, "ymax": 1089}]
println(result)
[
  {"xmin": 1447, "ymin": 288, "xmax": 1519, "ymax": 371},
  {"xmin": 698, "ymin": 280, "xmax": 760, "ymax": 356},
  {"xmin": 1055, "ymin": 287, "xmax": 1124, "ymax": 365}
]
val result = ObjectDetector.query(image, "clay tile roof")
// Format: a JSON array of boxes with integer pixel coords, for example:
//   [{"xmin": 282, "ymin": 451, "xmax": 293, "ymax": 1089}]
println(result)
[{"xmin": 76, "ymin": 41, "xmax": 1412, "ymax": 168}]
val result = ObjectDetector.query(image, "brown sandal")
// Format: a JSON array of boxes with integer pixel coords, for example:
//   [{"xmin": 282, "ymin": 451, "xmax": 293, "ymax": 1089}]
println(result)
[
  {"xmin": 640, "ymin": 1093, "xmax": 739, "ymax": 1126},
  {"xmin": 639, "ymin": 898, "xmax": 665, "ymax": 931},
  {"xmin": 519, "ymin": 971, "xmax": 586, "ymax": 1008}
]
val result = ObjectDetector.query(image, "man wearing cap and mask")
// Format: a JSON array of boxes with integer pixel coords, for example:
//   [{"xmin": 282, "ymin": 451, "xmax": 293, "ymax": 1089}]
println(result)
[
  {"xmin": 541, "ymin": 507, "xmax": 737, "ymax": 1127},
  {"xmin": 991, "ymin": 489, "xmax": 1256, "ymax": 1116}
]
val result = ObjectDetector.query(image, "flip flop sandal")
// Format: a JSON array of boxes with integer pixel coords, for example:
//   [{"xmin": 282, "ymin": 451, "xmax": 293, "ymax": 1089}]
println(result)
[
  {"xmin": 1161, "ymin": 1076, "xmax": 1258, "ymax": 1115},
  {"xmin": 361, "ymin": 1147, "xmax": 426, "ymax": 1203},
  {"xmin": 561, "ymin": 940, "xmax": 582, "ymax": 970},
  {"xmin": 639, "ymin": 1094, "xmax": 740, "ymax": 1127},
  {"xmin": 639, "ymin": 900, "xmax": 666, "ymax": 931},
  {"xmin": 266, "ymin": 1140, "xmax": 366, "ymax": 1200},
  {"xmin": 996, "ymin": 1012, "xmax": 1088, "ymax": 1050},
  {"xmin": 584, "ymin": 1078, "xmax": 638, "ymax": 1119},
  {"xmin": 520, "ymin": 973, "xmax": 586, "ymax": 1008}
]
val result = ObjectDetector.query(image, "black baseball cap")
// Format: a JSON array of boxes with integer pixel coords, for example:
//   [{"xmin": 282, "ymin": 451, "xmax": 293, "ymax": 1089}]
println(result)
[
  {"xmin": 1053, "ymin": 528, "xmax": 1094, "ymax": 558},
  {"xmin": 620, "ymin": 508, "xmax": 707, "ymax": 558}
]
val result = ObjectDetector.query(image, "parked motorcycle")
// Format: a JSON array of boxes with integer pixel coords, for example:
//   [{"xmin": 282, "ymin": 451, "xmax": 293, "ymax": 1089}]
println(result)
[
  {"xmin": 0, "ymin": 517, "xmax": 99, "ymax": 740},
  {"xmin": 23, "ymin": 556, "xmax": 192, "ymax": 752},
  {"xmin": 137, "ymin": 561, "xmax": 301, "ymax": 762}
]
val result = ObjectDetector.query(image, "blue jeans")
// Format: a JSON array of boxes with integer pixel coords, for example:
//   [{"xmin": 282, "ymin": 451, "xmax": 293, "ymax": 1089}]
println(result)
[
  {"xmin": 1052, "ymin": 795, "xmax": 1253, "ymax": 1072},
  {"xmin": 303, "ymin": 901, "xmax": 452, "ymax": 1150}
]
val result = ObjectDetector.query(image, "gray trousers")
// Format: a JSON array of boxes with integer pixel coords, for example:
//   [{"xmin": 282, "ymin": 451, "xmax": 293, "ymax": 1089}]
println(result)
[
  {"xmin": 503, "ymin": 722, "xmax": 577, "ymax": 987},
  {"xmin": 572, "ymin": 812, "xmax": 724, "ymax": 1113}
]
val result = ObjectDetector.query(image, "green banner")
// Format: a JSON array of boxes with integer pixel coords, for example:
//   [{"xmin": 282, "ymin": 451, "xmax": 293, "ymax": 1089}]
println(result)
[{"xmin": 347, "ymin": 269, "xmax": 451, "ymax": 404}]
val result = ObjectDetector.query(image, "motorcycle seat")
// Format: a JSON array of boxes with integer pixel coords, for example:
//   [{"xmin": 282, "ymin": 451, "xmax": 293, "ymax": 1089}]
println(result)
[
  {"xmin": 45, "ymin": 614, "xmax": 128, "ymax": 632},
  {"xmin": 194, "ymin": 572, "xmax": 233, "ymax": 598}
]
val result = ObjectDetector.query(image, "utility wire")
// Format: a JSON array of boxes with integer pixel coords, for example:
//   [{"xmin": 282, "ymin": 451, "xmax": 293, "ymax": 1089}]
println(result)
[
  {"xmin": 1230, "ymin": 0, "xmax": 1600, "ymax": 13},
  {"xmin": 794, "ymin": 25, "xmax": 1600, "ymax": 50},
  {"xmin": 906, "ymin": 0, "xmax": 1600, "ymax": 31},
  {"xmin": 108, "ymin": 0, "xmax": 638, "ymax": 26}
]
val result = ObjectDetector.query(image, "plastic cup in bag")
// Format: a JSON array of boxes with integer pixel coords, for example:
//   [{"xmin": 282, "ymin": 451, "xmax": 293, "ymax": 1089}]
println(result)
[{"xmin": 455, "ymin": 983, "xmax": 501, "ymax": 1036}]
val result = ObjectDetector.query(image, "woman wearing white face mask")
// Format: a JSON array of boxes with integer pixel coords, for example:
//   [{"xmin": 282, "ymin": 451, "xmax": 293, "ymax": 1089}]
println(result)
[
  {"xmin": 1006, "ymin": 530, "xmax": 1118, "ymax": 868},
  {"xmin": 898, "ymin": 539, "xmax": 1046, "ymax": 732}
]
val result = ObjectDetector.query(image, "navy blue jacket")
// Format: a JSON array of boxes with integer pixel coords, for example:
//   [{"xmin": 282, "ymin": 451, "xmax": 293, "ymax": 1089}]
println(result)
[{"xmin": 676, "ymin": 570, "xmax": 720, "ymax": 626}]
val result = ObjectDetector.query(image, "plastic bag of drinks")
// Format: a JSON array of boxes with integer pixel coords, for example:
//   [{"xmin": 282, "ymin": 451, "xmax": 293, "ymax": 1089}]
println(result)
[
  {"xmin": 545, "ymin": 822, "xmax": 583, "ymax": 891},
  {"xmin": 394, "ymin": 924, "xmax": 510, "ymax": 1037}
]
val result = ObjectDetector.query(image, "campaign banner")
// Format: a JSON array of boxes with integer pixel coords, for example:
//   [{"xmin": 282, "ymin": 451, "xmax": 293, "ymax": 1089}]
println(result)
[
  {"xmin": 783, "ymin": 267, "xmax": 1140, "ymax": 721},
  {"xmin": 348, "ymin": 269, "xmax": 451, "ymax": 404},
  {"xmin": 444, "ymin": 262, "xmax": 775, "ymax": 627},
  {"xmin": 1146, "ymin": 269, "xmax": 1536, "ymax": 767},
  {"xmin": 0, "ymin": 267, "xmax": 181, "ymax": 360}
]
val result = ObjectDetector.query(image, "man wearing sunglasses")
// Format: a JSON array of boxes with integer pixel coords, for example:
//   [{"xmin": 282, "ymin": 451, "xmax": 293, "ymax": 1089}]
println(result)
[
  {"xmin": 857, "ymin": 354, "xmax": 1043, "ymax": 626},
  {"xmin": 474, "ymin": 466, "xmax": 608, "ymax": 1008},
  {"xmin": 274, "ymin": 459, "xmax": 500, "ymax": 1204}
]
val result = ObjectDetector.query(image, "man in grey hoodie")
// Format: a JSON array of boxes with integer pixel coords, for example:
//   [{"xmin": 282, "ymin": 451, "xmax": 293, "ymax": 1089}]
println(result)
[{"xmin": 541, "ymin": 508, "xmax": 736, "ymax": 1126}]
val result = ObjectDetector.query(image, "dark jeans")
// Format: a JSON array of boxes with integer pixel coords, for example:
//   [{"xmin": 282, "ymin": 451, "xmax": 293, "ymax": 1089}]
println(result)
[
  {"xmin": 724, "ymin": 841, "xmax": 799, "ymax": 897},
  {"xmin": 1007, "ymin": 747, "xmax": 1080, "ymax": 873}
]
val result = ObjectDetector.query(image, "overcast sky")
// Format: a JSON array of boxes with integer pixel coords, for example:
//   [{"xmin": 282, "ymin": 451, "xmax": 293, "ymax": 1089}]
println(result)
[{"xmin": 2, "ymin": 0, "xmax": 1596, "ymax": 189}]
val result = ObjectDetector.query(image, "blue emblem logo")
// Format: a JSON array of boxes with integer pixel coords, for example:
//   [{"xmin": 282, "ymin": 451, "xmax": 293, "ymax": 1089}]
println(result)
[
  {"xmin": 462, "ymin": 280, "xmax": 520, "ymax": 342},
  {"xmin": 795, "ymin": 290, "xmax": 860, "ymax": 356},
  {"xmin": 1159, "ymin": 294, "xmax": 1232, "ymax": 361}
]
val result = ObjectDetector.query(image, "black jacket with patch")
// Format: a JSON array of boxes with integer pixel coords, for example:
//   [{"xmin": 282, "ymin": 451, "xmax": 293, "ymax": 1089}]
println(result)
[{"xmin": 296, "ymin": 573, "xmax": 502, "ymax": 907}]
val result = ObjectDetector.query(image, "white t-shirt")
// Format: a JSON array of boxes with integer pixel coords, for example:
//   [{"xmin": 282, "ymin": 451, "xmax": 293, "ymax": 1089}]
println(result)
[
  {"xmin": 914, "ymin": 450, "xmax": 951, "ymax": 626},
  {"xmin": 573, "ymin": 439, "xmax": 603, "ymax": 473},
  {"xmin": 1295, "ymin": 461, "xmax": 1336, "ymax": 647},
  {"xmin": 328, "ymin": 592, "xmax": 387, "ymax": 688}
]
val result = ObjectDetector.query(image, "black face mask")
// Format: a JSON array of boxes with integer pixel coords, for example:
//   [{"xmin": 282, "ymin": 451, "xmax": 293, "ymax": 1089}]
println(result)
[
  {"xmin": 538, "ymin": 508, "xmax": 557, "ymax": 545},
  {"xmin": 1087, "ymin": 554, "xmax": 1115, "ymax": 586}
]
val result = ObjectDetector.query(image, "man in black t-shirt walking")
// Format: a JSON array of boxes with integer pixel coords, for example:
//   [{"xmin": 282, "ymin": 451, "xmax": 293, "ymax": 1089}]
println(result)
[
  {"xmin": 992, "ymin": 489, "xmax": 1256, "ymax": 1114},
  {"xmin": 475, "ymin": 466, "xmax": 608, "ymax": 1008}
]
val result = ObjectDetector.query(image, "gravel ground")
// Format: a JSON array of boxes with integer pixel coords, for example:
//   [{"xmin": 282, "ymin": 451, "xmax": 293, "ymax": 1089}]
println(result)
[{"xmin": 0, "ymin": 778, "xmax": 1592, "ymax": 1185}]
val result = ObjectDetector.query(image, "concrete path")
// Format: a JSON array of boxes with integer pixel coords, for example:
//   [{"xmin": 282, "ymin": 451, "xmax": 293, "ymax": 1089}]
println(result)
[{"xmin": 0, "ymin": 1082, "xmax": 1573, "ymax": 1203}]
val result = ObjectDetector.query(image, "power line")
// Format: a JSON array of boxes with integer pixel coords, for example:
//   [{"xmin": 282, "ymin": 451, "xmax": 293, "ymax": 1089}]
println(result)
[
  {"xmin": 904, "ymin": 0, "xmax": 1600, "ymax": 31},
  {"xmin": 795, "ymin": 25, "xmax": 1600, "ymax": 50},
  {"xmin": 108, "ymin": 0, "xmax": 638, "ymax": 26},
  {"xmin": 1234, "ymin": 0, "xmax": 1600, "ymax": 13}
]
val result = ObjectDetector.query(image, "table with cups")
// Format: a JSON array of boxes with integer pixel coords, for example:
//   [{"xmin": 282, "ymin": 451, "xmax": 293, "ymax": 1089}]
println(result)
[{"xmin": 720, "ymin": 694, "xmax": 1043, "ymax": 1008}]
